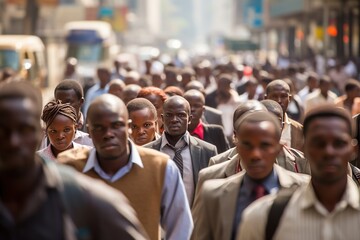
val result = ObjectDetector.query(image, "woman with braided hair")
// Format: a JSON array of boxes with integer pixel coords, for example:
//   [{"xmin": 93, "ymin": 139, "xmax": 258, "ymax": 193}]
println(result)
[{"xmin": 37, "ymin": 100, "xmax": 92, "ymax": 162}]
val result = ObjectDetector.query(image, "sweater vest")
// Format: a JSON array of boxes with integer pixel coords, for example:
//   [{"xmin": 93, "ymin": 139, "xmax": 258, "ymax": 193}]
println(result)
[{"xmin": 60, "ymin": 146, "xmax": 168, "ymax": 240}]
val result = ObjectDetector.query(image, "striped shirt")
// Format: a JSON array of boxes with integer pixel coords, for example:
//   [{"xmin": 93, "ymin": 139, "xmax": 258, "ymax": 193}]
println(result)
[{"xmin": 238, "ymin": 176, "xmax": 360, "ymax": 240}]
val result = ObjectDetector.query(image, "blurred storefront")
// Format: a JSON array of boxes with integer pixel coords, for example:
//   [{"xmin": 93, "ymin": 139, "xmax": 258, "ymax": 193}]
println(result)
[{"xmin": 252, "ymin": 0, "xmax": 359, "ymax": 61}]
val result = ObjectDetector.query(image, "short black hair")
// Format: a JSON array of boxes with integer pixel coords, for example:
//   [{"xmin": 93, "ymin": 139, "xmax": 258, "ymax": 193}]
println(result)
[
  {"xmin": 127, "ymin": 98, "xmax": 157, "ymax": 118},
  {"xmin": 232, "ymin": 100, "xmax": 267, "ymax": 126},
  {"xmin": 0, "ymin": 80, "xmax": 42, "ymax": 116},
  {"xmin": 235, "ymin": 111, "xmax": 282, "ymax": 140},
  {"xmin": 344, "ymin": 79, "xmax": 360, "ymax": 92},
  {"xmin": 303, "ymin": 104, "xmax": 354, "ymax": 137},
  {"xmin": 54, "ymin": 79, "xmax": 84, "ymax": 99},
  {"xmin": 261, "ymin": 99, "xmax": 283, "ymax": 119}
]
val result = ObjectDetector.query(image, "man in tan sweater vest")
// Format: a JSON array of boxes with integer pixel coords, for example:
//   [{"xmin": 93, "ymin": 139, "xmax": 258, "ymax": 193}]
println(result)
[{"xmin": 58, "ymin": 94, "xmax": 193, "ymax": 240}]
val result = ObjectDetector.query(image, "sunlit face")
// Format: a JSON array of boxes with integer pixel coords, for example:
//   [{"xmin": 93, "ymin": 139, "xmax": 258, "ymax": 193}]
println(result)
[
  {"xmin": 266, "ymin": 85, "xmax": 291, "ymax": 114},
  {"xmin": 55, "ymin": 89, "xmax": 83, "ymax": 117},
  {"xmin": 129, "ymin": 108, "xmax": 157, "ymax": 146},
  {"xmin": 162, "ymin": 99, "xmax": 192, "ymax": 137},
  {"xmin": 47, "ymin": 114, "xmax": 76, "ymax": 154},
  {"xmin": 0, "ymin": 98, "xmax": 42, "ymax": 177},
  {"xmin": 305, "ymin": 117, "xmax": 356, "ymax": 184},
  {"xmin": 87, "ymin": 103, "xmax": 130, "ymax": 161},
  {"xmin": 236, "ymin": 121, "xmax": 281, "ymax": 180}
]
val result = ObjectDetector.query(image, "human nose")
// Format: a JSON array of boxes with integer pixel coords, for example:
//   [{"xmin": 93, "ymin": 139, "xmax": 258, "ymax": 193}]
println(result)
[
  {"xmin": 249, "ymin": 147, "xmax": 262, "ymax": 161},
  {"xmin": 324, "ymin": 143, "xmax": 336, "ymax": 157},
  {"xmin": 103, "ymin": 127, "xmax": 115, "ymax": 138}
]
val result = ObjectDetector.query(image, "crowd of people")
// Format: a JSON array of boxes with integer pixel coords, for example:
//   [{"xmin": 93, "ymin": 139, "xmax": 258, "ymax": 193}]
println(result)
[{"xmin": 0, "ymin": 52, "xmax": 360, "ymax": 240}]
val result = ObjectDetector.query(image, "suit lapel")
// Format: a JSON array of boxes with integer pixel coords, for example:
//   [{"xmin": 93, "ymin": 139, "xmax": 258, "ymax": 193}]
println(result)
[
  {"xmin": 225, "ymin": 155, "xmax": 239, "ymax": 177},
  {"xmin": 219, "ymin": 173, "xmax": 244, "ymax": 240},
  {"xmin": 152, "ymin": 138, "xmax": 162, "ymax": 151},
  {"xmin": 189, "ymin": 136, "xmax": 202, "ymax": 186}
]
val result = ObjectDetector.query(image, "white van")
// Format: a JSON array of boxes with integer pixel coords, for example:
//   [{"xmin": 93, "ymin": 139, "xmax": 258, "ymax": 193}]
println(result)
[{"xmin": 0, "ymin": 35, "xmax": 47, "ymax": 87}]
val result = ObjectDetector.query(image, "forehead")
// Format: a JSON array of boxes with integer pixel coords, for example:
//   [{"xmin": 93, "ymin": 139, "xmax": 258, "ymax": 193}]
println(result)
[
  {"xmin": 164, "ymin": 99, "xmax": 189, "ymax": 112},
  {"xmin": 88, "ymin": 103, "xmax": 127, "ymax": 123},
  {"xmin": 185, "ymin": 94, "xmax": 204, "ymax": 104},
  {"xmin": 305, "ymin": 117, "xmax": 350, "ymax": 137},
  {"xmin": 0, "ymin": 98, "xmax": 39, "ymax": 122},
  {"xmin": 130, "ymin": 108, "xmax": 156, "ymax": 120},
  {"xmin": 267, "ymin": 84, "xmax": 289, "ymax": 94},
  {"xmin": 238, "ymin": 121, "xmax": 277, "ymax": 137}
]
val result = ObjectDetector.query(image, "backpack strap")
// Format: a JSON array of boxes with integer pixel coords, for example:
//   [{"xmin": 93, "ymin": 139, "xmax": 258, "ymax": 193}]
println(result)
[
  {"xmin": 350, "ymin": 163, "xmax": 360, "ymax": 186},
  {"xmin": 265, "ymin": 184, "xmax": 298, "ymax": 240}
]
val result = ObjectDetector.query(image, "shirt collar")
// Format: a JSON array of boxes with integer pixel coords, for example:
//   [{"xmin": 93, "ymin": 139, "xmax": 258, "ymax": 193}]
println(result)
[
  {"xmin": 283, "ymin": 113, "xmax": 291, "ymax": 124},
  {"xmin": 243, "ymin": 168, "xmax": 279, "ymax": 194},
  {"xmin": 300, "ymin": 176, "xmax": 360, "ymax": 212},
  {"xmin": 160, "ymin": 131, "xmax": 190, "ymax": 149},
  {"xmin": 83, "ymin": 140, "xmax": 143, "ymax": 174},
  {"xmin": 191, "ymin": 121, "xmax": 204, "ymax": 140}
]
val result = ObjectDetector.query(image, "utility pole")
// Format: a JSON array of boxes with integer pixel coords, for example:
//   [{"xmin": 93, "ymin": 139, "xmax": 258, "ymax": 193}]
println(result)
[{"xmin": 23, "ymin": 0, "xmax": 39, "ymax": 35}]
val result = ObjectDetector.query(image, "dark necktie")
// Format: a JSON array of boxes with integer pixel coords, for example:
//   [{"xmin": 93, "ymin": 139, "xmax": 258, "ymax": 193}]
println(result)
[
  {"xmin": 167, "ymin": 143, "xmax": 187, "ymax": 177},
  {"xmin": 254, "ymin": 184, "xmax": 266, "ymax": 200}
]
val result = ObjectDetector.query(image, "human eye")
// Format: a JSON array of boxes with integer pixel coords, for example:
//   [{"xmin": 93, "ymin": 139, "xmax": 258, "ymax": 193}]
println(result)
[
  {"xmin": 91, "ymin": 125, "xmax": 104, "ymax": 133},
  {"xmin": 48, "ymin": 129, "xmax": 57, "ymax": 134},
  {"xmin": 240, "ymin": 142, "xmax": 252, "ymax": 150},
  {"xmin": 131, "ymin": 124, "xmax": 139, "ymax": 130},
  {"xmin": 334, "ymin": 139, "xmax": 348, "ymax": 148},
  {"xmin": 112, "ymin": 121, "xmax": 125, "ymax": 130},
  {"xmin": 260, "ymin": 142, "xmax": 272, "ymax": 150},
  {"xmin": 165, "ymin": 113, "xmax": 172, "ymax": 118},
  {"xmin": 144, "ymin": 122, "xmax": 153, "ymax": 128},
  {"xmin": 64, "ymin": 127, "xmax": 72, "ymax": 133},
  {"xmin": 178, "ymin": 113, "xmax": 187, "ymax": 118}
]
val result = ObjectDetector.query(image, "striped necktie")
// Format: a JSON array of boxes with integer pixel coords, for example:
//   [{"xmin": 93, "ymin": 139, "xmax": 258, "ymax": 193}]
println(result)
[{"xmin": 167, "ymin": 143, "xmax": 187, "ymax": 177}]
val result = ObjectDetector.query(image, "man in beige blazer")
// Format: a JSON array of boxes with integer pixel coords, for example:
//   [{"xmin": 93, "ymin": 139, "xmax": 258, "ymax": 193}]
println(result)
[
  {"xmin": 192, "ymin": 111, "xmax": 309, "ymax": 240},
  {"xmin": 208, "ymin": 100, "xmax": 267, "ymax": 166}
]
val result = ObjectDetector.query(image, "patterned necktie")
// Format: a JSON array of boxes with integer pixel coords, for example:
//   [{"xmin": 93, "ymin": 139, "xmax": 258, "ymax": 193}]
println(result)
[
  {"xmin": 167, "ymin": 143, "xmax": 187, "ymax": 177},
  {"xmin": 254, "ymin": 184, "xmax": 266, "ymax": 200}
]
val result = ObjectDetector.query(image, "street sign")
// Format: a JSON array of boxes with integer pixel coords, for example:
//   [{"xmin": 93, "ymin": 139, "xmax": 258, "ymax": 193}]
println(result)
[{"xmin": 242, "ymin": 0, "xmax": 263, "ymax": 28}]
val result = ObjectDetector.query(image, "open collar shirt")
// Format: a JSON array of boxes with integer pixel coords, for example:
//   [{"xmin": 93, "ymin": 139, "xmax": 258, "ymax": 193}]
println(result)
[{"xmin": 83, "ymin": 140, "xmax": 193, "ymax": 240}]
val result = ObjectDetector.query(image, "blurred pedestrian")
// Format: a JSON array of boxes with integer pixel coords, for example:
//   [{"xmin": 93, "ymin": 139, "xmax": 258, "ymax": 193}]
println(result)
[
  {"xmin": 238, "ymin": 105, "xmax": 360, "ymax": 240},
  {"xmin": 0, "ymin": 81, "xmax": 147, "ymax": 240},
  {"xmin": 192, "ymin": 111, "xmax": 309, "ymax": 240}
]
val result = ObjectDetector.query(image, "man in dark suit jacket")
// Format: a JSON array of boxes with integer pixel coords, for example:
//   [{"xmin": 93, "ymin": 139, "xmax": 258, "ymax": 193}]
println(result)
[
  {"xmin": 203, "ymin": 106, "xmax": 223, "ymax": 126},
  {"xmin": 184, "ymin": 89, "xmax": 230, "ymax": 153},
  {"xmin": 144, "ymin": 96, "xmax": 217, "ymax": 206}
]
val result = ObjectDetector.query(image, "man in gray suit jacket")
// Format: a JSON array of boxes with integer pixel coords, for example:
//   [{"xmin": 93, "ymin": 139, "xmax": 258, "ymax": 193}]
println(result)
[
  {"xmin": 144, "ymin": 96, "xmax": 217, "ymax": 205},
  {"xmin": 192, "ymin": 111, "xmax": 309, "ymax": 240}
]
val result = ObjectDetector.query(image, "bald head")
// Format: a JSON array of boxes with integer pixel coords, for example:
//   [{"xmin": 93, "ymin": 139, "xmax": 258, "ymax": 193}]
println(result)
[
  {"xmin": 185, "ymin": 80, "xmax": 205, "ymax": 94},
  {"xmin": 184, "ymin": 89, "xmax": 205, "ymax": 105},
  {"xmin": 87, "ymin": 94, "xmax": 128, "ymax": 123},
  {"xmin": 266, "ymin": 79, "xmax": 290, "ymax": 94},
  {"xmin": 163, "ymin": 95, "xmax": 191, "ymax": 114}
]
